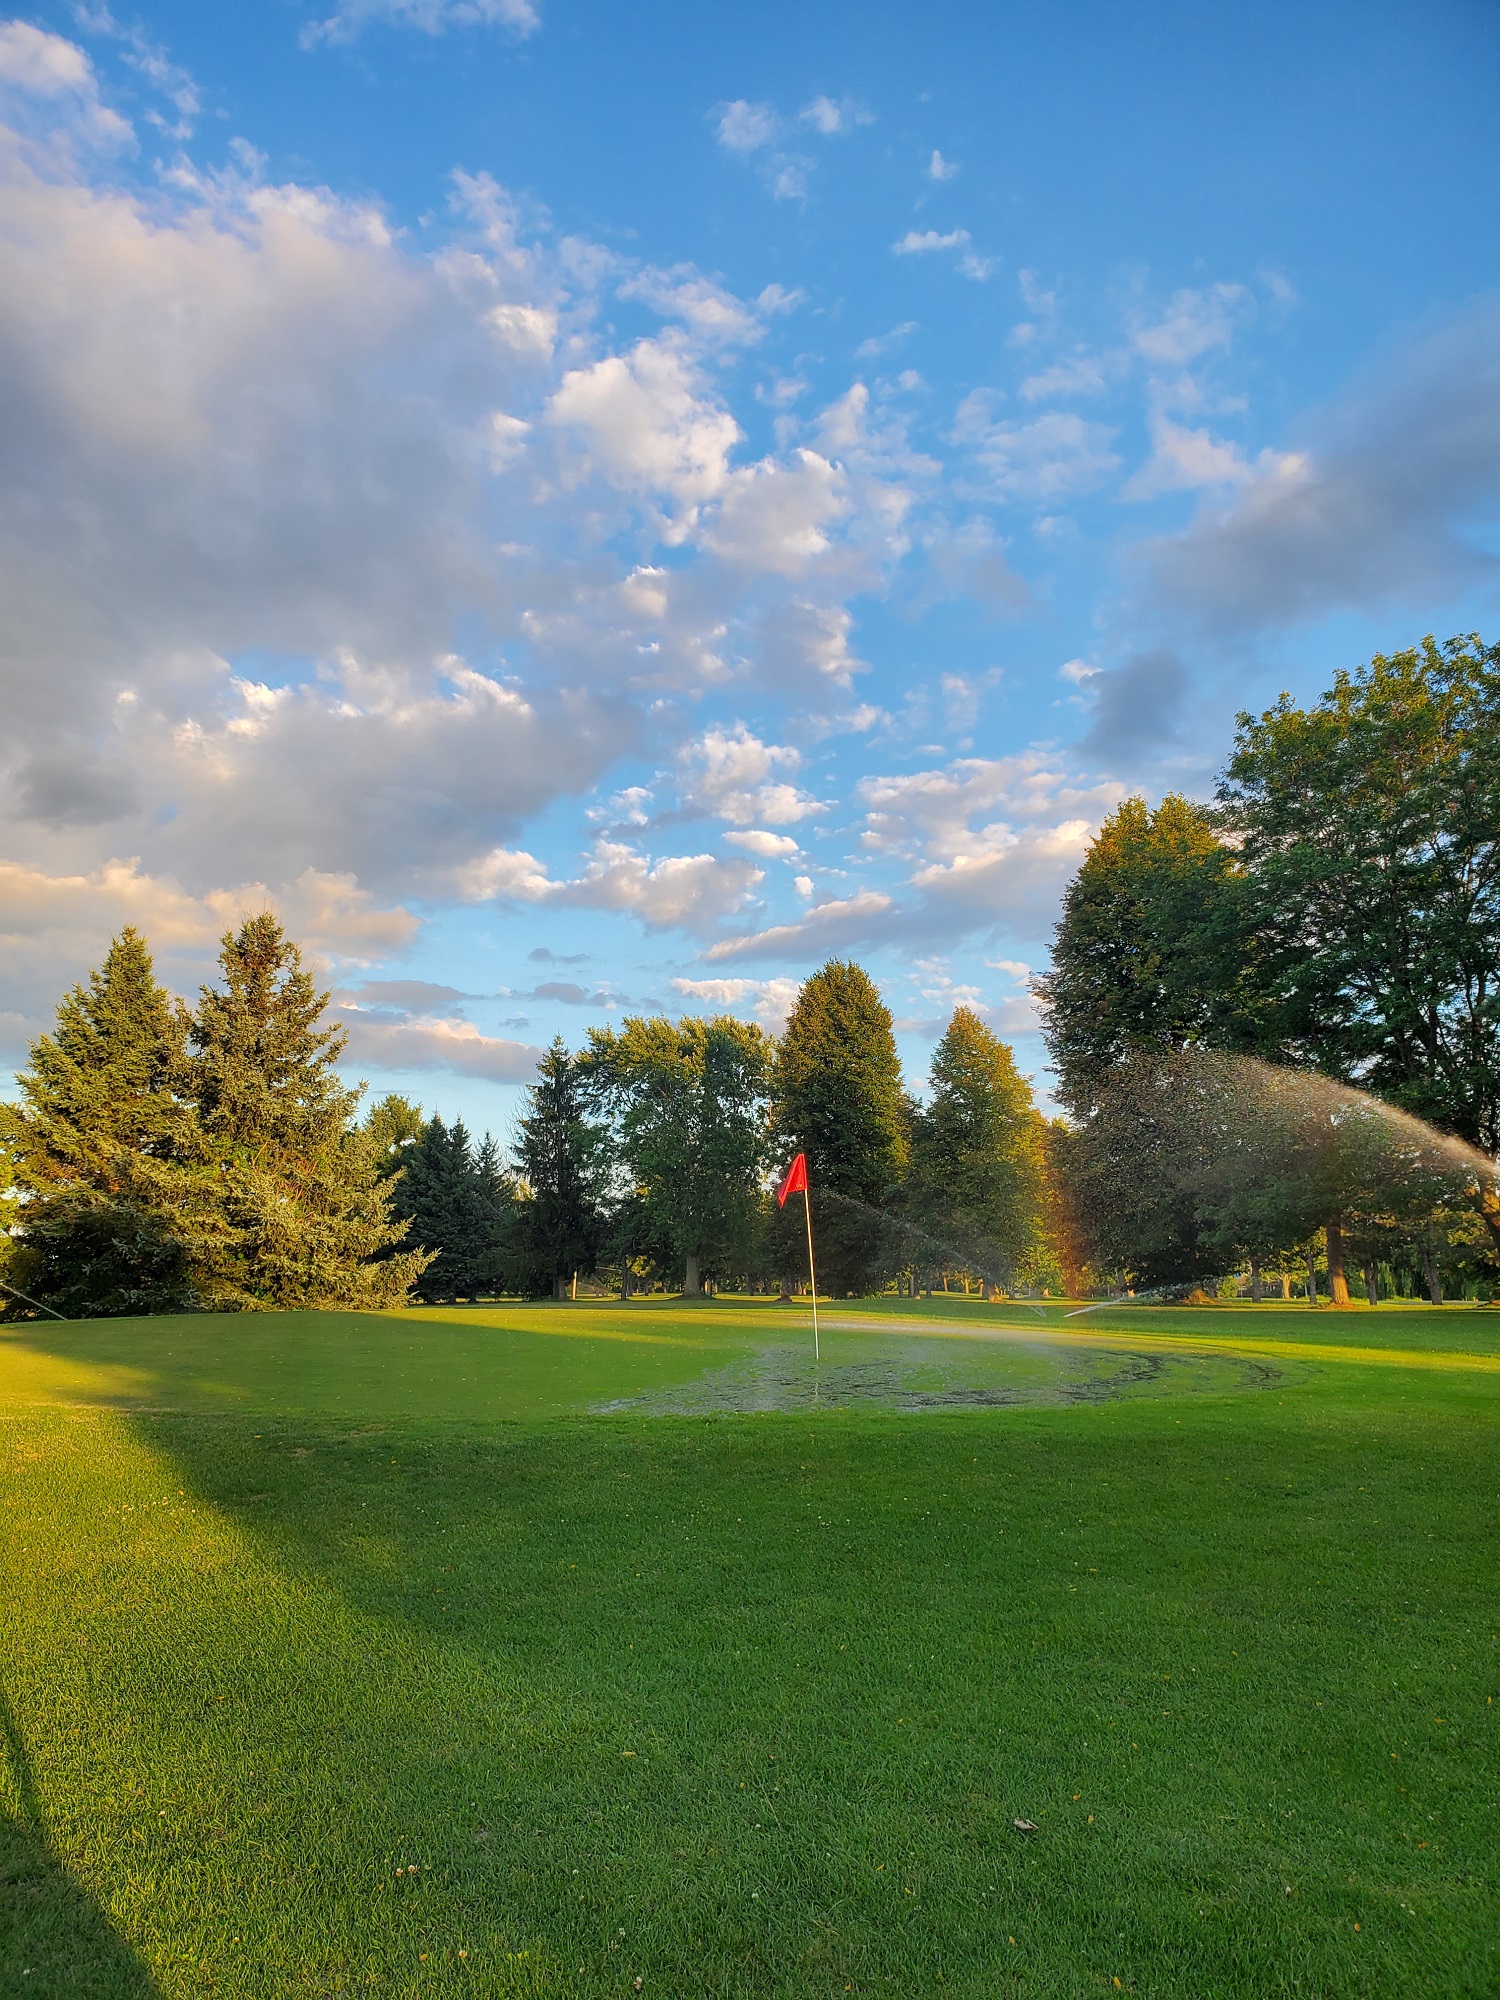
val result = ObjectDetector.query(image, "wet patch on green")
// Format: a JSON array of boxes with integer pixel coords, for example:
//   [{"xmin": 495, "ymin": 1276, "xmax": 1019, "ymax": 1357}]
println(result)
[{"xmin": 593, "ymin": 1338, "xmax": 1298, "ymax": 1415}]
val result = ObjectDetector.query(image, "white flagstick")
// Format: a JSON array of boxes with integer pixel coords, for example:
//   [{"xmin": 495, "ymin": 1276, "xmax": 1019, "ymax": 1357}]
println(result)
[{"xmin": 803, "ymin": 1181, "xmax": 820, "ymax": 1362}]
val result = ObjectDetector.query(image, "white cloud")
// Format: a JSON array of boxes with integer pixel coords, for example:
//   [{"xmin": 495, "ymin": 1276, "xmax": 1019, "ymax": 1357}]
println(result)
[
  {"xmin": 1020, "ymin": 352, "xmax": 1111, "ymax": 402},
  {"xmin": 618, "ymin": 265, "xmax": 797, "ymax": 349},
  {"xmin": 798, "ymin": 95, "xmax": 871, "ymax": 137},
  {"xmin": 714, "ymin": 99, "xmax": 778, "ymax": 155},
  {"xmin": 723, "ymin": 830, "xmax": 800, "ymax": 858},
  {"xmin": 678, "ymin": 724, "xmax": 821, "ymax": 826},
  {"xmin": 1123, "ymin": 411, "xmax": 1260, "ymax": 500},
  {"xmin": 336, "ymin": 1011, "xmax": 541, "ymax": 1083},
  {"xmin": 670, "ymin": 974, "xmax": 799, "ymax": 1029},
  {"xmin": 547, "ymin": 337, "xmax": 741, "ymax": 533},
  {"xmin": 0, "ymin": 19, "xmax": 132, "ymax": 148},
  {"xmin": 302, "ymin": 0, "xmax": 540, "ymax": 49},
  {"xmin": 704, "ymin": 890, "xmax": 895, "ymax": 963},
  {"xmin": 705, "ymin": 449, "xmax": 850, "ymax": 572},
  {"xmin": 926, "ymin": 149, "xmax": 958, "ymax": 182},
  {"xmin": 892, "ymin": 228, "xmax": 996, "ymax": 281},
  {"xmin": 953, "ymin": 397, "xmax": 1120, "ymax": 502},
  {"xmin": 1132, "ymin": 283, "xmax": 1250, "ymax": 366},
  {"xmin": 462, "ymin": 839, "xmax": 763, "ymax": 934}
]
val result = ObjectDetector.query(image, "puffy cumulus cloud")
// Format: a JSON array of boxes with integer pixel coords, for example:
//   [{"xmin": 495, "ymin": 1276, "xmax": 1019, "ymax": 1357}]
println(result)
[
  {"xmin": 462, "ymin": 839, "xmax": 763, "ymax": 935},
  {"xmin": 335, "ymin": 1011, "xmax": 541, "ymax": 1082},
  {"xmin": 677, "ymin": 725, "xmax": 821, "ymax": 827},
  {"xmin": 670, "ymin": 973, "xmax": 800, "ymax": 1029},
  {"xmin": 0, "ymin": 19, "xmax": 133, "ymax": 151},
  {"xmin": 547, "ymin": 336, "xmax": 741, "ymax": 538},
  {"xmin": 705, "ymin": 449, "xmax": 852, "ymax": 574},
  {"xmin": 1138, "ymin": 301, "xmax": 1500, "ymax": 631},
  {"xmin": 859, "ymin": 753, "xmax": 1121, "ymax": 865},
  {"xmin": 302, "ymin": 0, "xmax": 540, "ymax": 49},
  {"xmin": 704, "ymin": 889, "xmax": 896, "ymax": 963},
  {"xmin": 952, "ymin": 397, "xmax": 1121, "ymax": 503}
]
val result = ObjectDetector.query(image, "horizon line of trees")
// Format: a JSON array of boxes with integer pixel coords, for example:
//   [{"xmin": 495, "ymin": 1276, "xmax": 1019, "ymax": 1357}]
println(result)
[{"xmin": 1, "ymin": 937, "xmax": 1060, "ymax": 1317}]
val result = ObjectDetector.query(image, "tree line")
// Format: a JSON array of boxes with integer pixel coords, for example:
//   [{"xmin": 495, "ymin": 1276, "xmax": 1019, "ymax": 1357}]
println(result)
[
  {"xmin": 1040, "ymin": 633, "xmax": 1500, "ymax": 1304},
  {"xmin": 0, "ymin": 934, "xmax": 1058, "ymax": 1316}
]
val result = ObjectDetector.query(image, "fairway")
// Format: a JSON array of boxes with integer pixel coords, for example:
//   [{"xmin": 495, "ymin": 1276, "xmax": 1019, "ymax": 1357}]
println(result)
[{"xmin": 3, "ymin": 1303, "xmax": 1498, "ymax": 1997}]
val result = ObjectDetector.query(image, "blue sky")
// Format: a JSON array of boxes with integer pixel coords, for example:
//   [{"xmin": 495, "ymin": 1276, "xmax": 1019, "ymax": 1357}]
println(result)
[{"xmin": 2, "ymin": 0, "xmax": 1498, "ymax": 1133}]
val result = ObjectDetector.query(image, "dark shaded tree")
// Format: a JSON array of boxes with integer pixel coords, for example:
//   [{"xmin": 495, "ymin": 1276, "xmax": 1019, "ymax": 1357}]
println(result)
[
  {"xmin": 509, "ymin": 1038, "xmax": 612, "ymax": 1298},
  {"xmin": 400, "ymin": 1115, "xmax": 508, "ymax": 1299}
]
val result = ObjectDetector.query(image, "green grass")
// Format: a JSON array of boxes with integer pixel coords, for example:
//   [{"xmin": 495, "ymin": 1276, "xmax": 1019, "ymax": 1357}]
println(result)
[{"xmin": 3, "ymin": 1303, "xmax": 1498, "ymax": 1997}]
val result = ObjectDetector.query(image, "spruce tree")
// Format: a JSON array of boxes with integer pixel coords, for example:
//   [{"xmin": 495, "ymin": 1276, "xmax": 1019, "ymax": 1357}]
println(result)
[
  {"xmin": 772, "ymin": 960, "xmax": 908, "ymax": 1294},
  {"xmin": 908, "ymin": 1007, "xmax": 1049, "ymax": 1292},
  {"xmin": 509, "ymin": 1038, "xmax": 612, "ymax": 1298},
  {"xmin": 188, "ymin": 913, "xmax": 428, "ymax": 1308},
  {"xmin": 6, "ymin": 928, "xmax": 206, "ymax": 1315},
  {"xmin": 400, "ymin": 1115, "xmax": 505, "ymax": 1300},
  {"xmin": 364, "ymin": 1094, "xmax": 428, "ymax": 1175}
]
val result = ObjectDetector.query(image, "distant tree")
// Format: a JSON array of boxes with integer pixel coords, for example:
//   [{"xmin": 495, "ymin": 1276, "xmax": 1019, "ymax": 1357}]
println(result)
[
  {"xmin": 587, "ymin": 1014, "xmax": 772, "ymax": 1292},
  {"xmin": 3, "ymin": 928, "xmax": 206, "ymax": 1315},
  {"xmin": 400, "ymin": 1114, "xmax": 508, "ymax": 1300},
  {"xmin": 188, "ymin": 914, "xmax": 428, "ymax": 1308},
  {"xmin": 1038, "ymin": 796, "xmax": 1254, "ymax": 1118},
  {"xmin": 772, "ymin": 960, "xmax": 908, "ymax": 1294},
  {"xmin": 907, "ymin": 1008, "xmax": 1049, "ymax": 1292},
  {"xmin": 509, "ymin": 1038, "xmax": 612, "ymax": 1298}
]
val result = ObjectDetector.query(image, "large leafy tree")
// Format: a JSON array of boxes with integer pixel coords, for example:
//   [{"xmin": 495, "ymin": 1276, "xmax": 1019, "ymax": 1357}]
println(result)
[
  {"xmin": 4, "ymin": 928, "xmax": 207, "ymax": 1315},
  {"xmin": 586, "ymin": 1014, "xmax": 772, "ymax": 1292},
  {"xmin": 509, "ymin": 1038, "xmax": 612, "ymax": 1298},
  {"xmin": 907, "ymin": 1007, "xmax": 1049, "ymax": 1290},
  {"xmin": 188, "ymin": 913, "xmax": 427, "ymax": 1308},
  {"xmin": 1218, "ymin": 634, "xmax": 1500, "ymax": 1153},
  {"xmin": 1038, "ymin": 795, "xmax": 1253, "ymax": 1117},
  {"xmin": 772, "ymin": 960, "xmax": 908, "ymax": 1294}
]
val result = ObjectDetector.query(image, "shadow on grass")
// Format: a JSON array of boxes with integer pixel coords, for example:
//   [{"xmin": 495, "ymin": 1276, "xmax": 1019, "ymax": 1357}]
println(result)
[{"xmin": 0, "ymin": 1688, "xmax": 162, "ymax": 1998}]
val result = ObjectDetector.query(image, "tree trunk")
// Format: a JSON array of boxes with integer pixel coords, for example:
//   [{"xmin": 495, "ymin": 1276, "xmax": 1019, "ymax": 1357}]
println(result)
[
  {"xmin": 1250, "ymin": 1257, "xmax": 1262, "ymax": 1303},
  {"xmin": 1362, "ymin": 1262, "xmax": 1379, "ymax": 1306},
  {"xmin": 620, "ymin": 1269, "xmax": 633, "ymax": 1301},
  {"xmin": 683, "ymin": 1252, "xmax": 701, "ymax": 1296},
  {"xmin": 1280, "ymin": 1273, "xmax": 1291, "ymax": 1301},
  {"xmin": 1422, "ymin": 1241, "xmax": 1443, "ymax": 1306},
  {"xmin": 570, "ymin": 1270, "xmax": 578, "ymax": 1301},
  {"xmin": 1305, "ymin": 1256, "xmax": 1318, "ymax": 1307},
  {"xmin": 778, "ymin": 1274, "xmax": 792, "ymax": 1300},
  {"xmin": 553, "ymin": 1274, "xmax": 567, "ymax": 1301},
  {"xmin": 1325, "ymin": 1215, "xmax": 1351, "ymax": 1307}
]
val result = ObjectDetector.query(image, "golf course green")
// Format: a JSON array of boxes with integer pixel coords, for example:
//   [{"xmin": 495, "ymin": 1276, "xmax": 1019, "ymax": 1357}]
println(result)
[{"xmin": 3, "ymin": 1297, "xmax": 1497, "ymax": 1996}]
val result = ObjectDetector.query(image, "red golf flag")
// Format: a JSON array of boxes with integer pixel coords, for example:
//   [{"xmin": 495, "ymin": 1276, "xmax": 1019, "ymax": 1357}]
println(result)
[{"xmin": 776, "ymin": 1151, "xmax": 808, "ymax": 1207}]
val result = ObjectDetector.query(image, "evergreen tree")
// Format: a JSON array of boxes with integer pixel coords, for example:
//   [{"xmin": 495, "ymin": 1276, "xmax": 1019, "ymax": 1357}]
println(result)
[
  {"xmin": 586, "ymin": 1014, "xmax": 772, "ymax": 1292},
  {"xmin": 509, "ymin": 1038, "xmax": 612, "ymax": 1298},
  {"xmin": 187, "ymin": 913, "xmax": 428, "ymax": 1308},
  {"xmin": 772, "ymin": 960, "xmax": 908, "ymax": 1294},
  {"xmin": 907, "ymin": 1007, "xmax": 1049, "ymax": 1292},
  {"xmin": 400, "ymin": 1115, "xmax": 506, "ymax": 1300},
  {"xmin": 4, "ymin": 928, "xmax": 207, "ymax": 1315}
]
